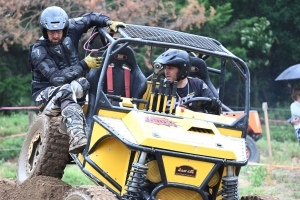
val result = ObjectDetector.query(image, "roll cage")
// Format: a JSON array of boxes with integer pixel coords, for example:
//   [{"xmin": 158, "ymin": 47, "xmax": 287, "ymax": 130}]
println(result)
[{"xmin": 84, "ymin": 24, "xmax": 250, "ymax": 139}]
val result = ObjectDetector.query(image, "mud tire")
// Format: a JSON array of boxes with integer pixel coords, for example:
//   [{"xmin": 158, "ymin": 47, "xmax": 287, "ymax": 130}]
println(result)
[
  {"xmin": 16, "ymin": 114, "xmax": 69, "ymax": 185},
  {"xmin": 63, "ymin": 186, "xmax": 117, "ymax": 200},
  {"xmin": 245, "ymin": 135, "xmax": 260, "ymax": 163}
]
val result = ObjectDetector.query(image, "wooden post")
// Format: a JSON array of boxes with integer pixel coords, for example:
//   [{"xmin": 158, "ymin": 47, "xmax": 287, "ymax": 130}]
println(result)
[{"xmin": 262, "ymin": 102, "xmax": 273, "ymax": 166}]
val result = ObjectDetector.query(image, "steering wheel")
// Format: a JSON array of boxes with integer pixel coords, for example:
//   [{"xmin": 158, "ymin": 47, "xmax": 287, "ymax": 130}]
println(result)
[
  {"xmin": 182, "ymin": 97, "xmax": 212, "ymax": 106},
  {"xmin": 182, "ymin": 97, "xmax": 222, "ymax": 115}
]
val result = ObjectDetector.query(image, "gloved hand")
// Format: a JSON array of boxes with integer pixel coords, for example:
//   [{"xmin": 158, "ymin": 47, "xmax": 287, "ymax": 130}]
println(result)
[
  {"xmin": 107, "ymin": 20, "xmax": 126, "ymax": 32},
  {"xmin": 84, "ymin": 53, "xmax": 103, "ymax": 69},
  {"xmin": 210, "ymin": 97, "xmax": 222, "ymax": 114}
]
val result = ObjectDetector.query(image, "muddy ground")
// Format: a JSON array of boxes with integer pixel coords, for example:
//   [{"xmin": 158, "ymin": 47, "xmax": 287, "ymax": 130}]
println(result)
[
  {"xmin": 0, "ymin": 176, "xmax": 71, "ymax": 200},
  {"xmin": 0, "ymin": 175, "xmax": 283, "ymax": 200},
  {"xmin": 0, "ymin": 175, "xmax": 119, "ymax": 200}
]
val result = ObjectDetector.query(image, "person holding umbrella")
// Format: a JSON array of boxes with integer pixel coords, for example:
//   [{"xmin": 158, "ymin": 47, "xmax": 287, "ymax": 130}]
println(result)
[{"xmin": 290, "ymin": 87, "xmax": 300, "ymax": 144}]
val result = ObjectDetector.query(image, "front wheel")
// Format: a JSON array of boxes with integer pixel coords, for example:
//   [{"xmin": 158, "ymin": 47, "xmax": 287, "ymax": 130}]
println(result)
[
  {"xmin": 17, "ymin": 114, "xmax": 70, "ymax": 185},
  {"xmin": 245, "ymin": 135, "xmax": 260, "ymax": 163}
]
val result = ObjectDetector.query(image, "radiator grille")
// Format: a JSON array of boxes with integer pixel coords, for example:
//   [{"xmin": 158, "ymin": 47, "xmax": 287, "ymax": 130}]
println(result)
[
  {"xmin": 188, "ymin": 127, "xmax": 214, "ymax": 134},
  {"xmin": 120, "ymin": 24, "xmax": 227, "ymax": 54}
]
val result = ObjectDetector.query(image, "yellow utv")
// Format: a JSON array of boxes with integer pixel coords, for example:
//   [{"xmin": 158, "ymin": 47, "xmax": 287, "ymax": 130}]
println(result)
[{"xmin": 17, "ymin": 24, "xmax": 257, "ymax": 200}]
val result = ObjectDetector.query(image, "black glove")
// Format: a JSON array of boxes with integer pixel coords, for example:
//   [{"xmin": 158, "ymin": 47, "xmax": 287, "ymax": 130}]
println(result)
[
  {"xmin": 210, "ymin": 97, "xmax": 222, "ymax": 114},
  {"xmin": 49, "ymin": 65, "xmax": 84, "ymax": 86},
  {"xmin": 63, "ymin": 65, "xmax": 84, "ymax": 81}
]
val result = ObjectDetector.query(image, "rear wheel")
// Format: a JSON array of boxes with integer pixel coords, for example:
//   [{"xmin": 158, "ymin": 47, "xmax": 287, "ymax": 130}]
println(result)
[
  {"xmin": 63, "ymin": 186, "xmax": 117, "ymax": 200},
  {"xmin": 245, "ymin": 135, "xmax": 260, "ymax": 163},
  {"xmin": 17, "ymin": 114, "xmax": 69, "ymax": 185}
]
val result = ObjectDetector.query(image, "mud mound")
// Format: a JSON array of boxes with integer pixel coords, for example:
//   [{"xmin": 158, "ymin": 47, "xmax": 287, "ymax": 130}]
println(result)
[
  {"xmin": 0, "ymin": 176, "xmax": 283, "ymax": 200},
  {"xmin": 0, "ymin": 176, "xmax": 71, "ymax": 200}
]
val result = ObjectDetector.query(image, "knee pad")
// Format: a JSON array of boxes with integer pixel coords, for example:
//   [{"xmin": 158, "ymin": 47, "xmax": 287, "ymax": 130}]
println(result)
[{"xmin": 70, "ymin": 77, "xmax": 90, "ymax": 99}]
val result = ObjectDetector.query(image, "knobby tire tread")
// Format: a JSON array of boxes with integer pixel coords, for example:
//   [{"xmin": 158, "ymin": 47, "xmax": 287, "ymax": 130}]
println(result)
[{"xmin": 17, "ymin": 114, "xmax": 69, "ymax": 184}]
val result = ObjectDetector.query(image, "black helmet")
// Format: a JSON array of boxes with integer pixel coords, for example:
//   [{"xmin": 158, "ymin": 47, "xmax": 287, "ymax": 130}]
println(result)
[
  {"xmin": 154, "ymin": 49, "xmax": 191, "ymax": 81},
  {"xmin": 39, "ymin": 6, "xmax": 69, "ymax": 39}
]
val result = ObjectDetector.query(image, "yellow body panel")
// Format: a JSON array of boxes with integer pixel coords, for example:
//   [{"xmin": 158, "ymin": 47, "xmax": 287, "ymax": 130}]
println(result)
[
  {"xmin": 88, "ymin": 137, "xmax": 132, "ymax": 194},
  {"xmin": 122, "ymin": 111, "xmax": 240, "ymax": 160},
  {"xmin": 84, "ymin": 161, "xmax": 119, "ymax": 192},
  {"xmin": 139, "ymin": 81, "xmax": 152, "ymax": 110},
  {"xmin": 77, "ymin": 153, "xmax": 85, "ymax": 164},
  {"xmin": 174, "ymin": 106, "xmax": 236, "ymax": 125},
  {"xmin": 162, "ymin": 156, "xmax": 214, "ymax": 186},
  {"xmin": 89, "ymin": 123, "xmax": 110, "ymax": 151},
  {"xmin": 89, "ymin": 110, "xmax": 128, "ymax": 151},
  {"xmin": 98, "ymin": 109, "xmax": 128, "ymax": 118},
  {"xmin": 217, "ymin": 127, "xmax": 242, "ymax": 137}
]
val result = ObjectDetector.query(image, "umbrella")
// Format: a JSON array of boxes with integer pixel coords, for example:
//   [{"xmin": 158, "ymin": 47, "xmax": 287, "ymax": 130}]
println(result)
[{"xmin": 275, "ymin": 63, "xmax": 300, "ymax": 81}]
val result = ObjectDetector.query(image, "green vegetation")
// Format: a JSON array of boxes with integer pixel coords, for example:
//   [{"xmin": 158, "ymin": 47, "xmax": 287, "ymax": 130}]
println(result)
[
  {"xmin": 62, "ymin": 165, "xmax": 94, "ymax": 186},
  {"xmin": 0, "ymin": 113, "xmax": 29, "ymax": 137},
  {"xmin": 1, "ymin": 1, "xmax": 300, "ymax": 109},
  {"xmin": 0, "ymin": 113, "xmax": 94, "ymax": 186},
  {"xmin": 239, "ymin": 118, "xmax": 300, "ymax": 198}
]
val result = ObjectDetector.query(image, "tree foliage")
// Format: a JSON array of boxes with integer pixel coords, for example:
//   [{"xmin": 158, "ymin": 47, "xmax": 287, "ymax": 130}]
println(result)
[
  {"xmin": 0, "ymin": 0, "xmax": 213, "ymax": 107},
  {"xmin": 0, "ymin": 0, "xmax": 211, "ymax": 51},
  {"xmin": 1, "ymin": 0, "xmax": 300, "ymax": 109}
]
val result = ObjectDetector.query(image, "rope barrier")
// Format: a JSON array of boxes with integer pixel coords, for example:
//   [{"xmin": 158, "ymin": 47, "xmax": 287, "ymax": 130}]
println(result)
[
  {"xmin": 0, "ymin": 148, "xmax": 21, "ymax": 151},
  {"xmin": 0, "ymin": 106, "xmax": 37, "ymax": 110},
  {"xmin": 248, "ymin": 162, "xmax": 300, "ymax": 173},
  {"xmin": 0, "ymin": 133, "xmax": 26, "ymax": 140}
]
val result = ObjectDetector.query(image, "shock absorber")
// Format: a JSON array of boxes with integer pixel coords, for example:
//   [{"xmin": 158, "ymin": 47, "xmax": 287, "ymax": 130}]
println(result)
[
  {"xmin": 123, "ymin": 152, "xmax": 149, "ymax": 199},
  {"xmin": 221, "ymin": 165, "xmax": 239, "ymax": 200}
]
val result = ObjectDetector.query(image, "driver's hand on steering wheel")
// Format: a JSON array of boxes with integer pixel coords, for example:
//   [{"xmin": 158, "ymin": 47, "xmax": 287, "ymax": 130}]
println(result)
[{"xmin": 210, "ymin": 97, "xmax": 222, "ymax": 111}]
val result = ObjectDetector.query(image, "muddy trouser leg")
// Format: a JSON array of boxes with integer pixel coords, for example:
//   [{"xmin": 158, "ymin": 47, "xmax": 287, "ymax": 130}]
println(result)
[
  {"xmin": 61, "ymin": 103, "xmax": 88, "ymax": 154},
  {"xmin": 33, "ymin": 79, "xmax": 89, "ymax": 154}
]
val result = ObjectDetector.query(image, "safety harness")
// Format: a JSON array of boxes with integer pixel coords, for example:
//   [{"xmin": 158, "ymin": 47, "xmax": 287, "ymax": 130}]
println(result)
[{"xmin": 106, "ymin": 62, "xmax": 131, "ymax": 98}]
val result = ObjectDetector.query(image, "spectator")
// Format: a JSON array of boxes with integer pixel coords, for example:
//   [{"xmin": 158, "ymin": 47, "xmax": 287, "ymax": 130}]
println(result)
[{"xmin": 290, "ymin": 87, "xmax": 300, "ymax": 144}]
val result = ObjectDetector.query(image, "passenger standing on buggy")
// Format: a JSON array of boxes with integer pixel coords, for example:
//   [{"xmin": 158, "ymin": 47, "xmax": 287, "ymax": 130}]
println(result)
[
  {"xmin": 151, "ymin": 49, "xmax": 222, "ymax": 114},
  {"xmin": 29, "ymin": 6, "xmax": 125, "ymax": 154}
]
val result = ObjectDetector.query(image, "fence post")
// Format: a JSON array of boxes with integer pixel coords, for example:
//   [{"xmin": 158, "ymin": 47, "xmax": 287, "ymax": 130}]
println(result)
[{"xmin": 262, "ymin": 102, "xmax": 273, "ymax": 167}]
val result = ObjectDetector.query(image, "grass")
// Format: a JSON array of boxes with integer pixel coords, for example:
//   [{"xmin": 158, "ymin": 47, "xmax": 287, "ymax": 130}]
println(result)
[
  {"xmin": 238, "ymin": 121, "xmax": 300, "ymax": 198},
  {"xmin": 0, "ymin": 159, "xmax": 95, "ymax": 186},
  {"xmin": 0, "ymin": 113, "xmax": 94, "ymax": 186},
  {"xmin": 62, "ymin": 165, "xmax": 95, "ymax": 186},
  {"xmin": 0, "ymin": 113, "xmax": 29, "ymax": 137}
]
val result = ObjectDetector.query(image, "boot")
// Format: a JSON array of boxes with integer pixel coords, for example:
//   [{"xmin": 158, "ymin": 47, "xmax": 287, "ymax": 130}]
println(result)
[{"xmin": 61, "ymin": 103, "xmax": 87, "ymax": 154}]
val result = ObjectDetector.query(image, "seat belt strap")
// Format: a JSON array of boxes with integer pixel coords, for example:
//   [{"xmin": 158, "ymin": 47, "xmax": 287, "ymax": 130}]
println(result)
[
  {"xmin": 122, "ymin": 64, "xmax": 131, "ymax": 98},
  {"xmin": 107, "ymin": 63, "xmax": 114, "ymax": 94}
]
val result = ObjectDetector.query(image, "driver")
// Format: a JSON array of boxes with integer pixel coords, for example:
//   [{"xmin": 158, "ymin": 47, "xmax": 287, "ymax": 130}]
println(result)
[
  {"xmin": 29, "ymin": 6, "xmax": 125, "ymax": 154},
  {"xmin": 152, "ymin": 49, "xmax": 222, "ymax": 114}
]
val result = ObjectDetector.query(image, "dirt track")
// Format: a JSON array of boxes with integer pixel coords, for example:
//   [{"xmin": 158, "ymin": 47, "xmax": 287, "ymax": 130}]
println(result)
[
  {"xmin": 0, "ymin": 175, "xmax": 281, "ymax": 200},
  {"xmin": 0, "ymin": 176, "xmax": 71, "ymax": 200},
  {"xmin": 0, "ymin": 175, "xmax": 120, "ymax": 200}
]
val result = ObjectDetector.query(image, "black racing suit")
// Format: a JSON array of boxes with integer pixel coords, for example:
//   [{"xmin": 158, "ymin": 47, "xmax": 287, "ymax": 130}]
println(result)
[
  {"xmin": 152, "ymin": 77, "xmax": 218, "ymax": 114},
  {"xmin": 29, "ymin": 12, "xmax": 110, "ymax": 113}
]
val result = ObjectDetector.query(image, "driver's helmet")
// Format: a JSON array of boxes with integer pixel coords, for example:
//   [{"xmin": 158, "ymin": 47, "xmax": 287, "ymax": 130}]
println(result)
[
  {"xmin": 39, "ymin": 6, "xmax": 69, "ymax": 39},
  {"xmin": 154, "ymin": 49, "xmax": 191, "ymax": 81}
]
